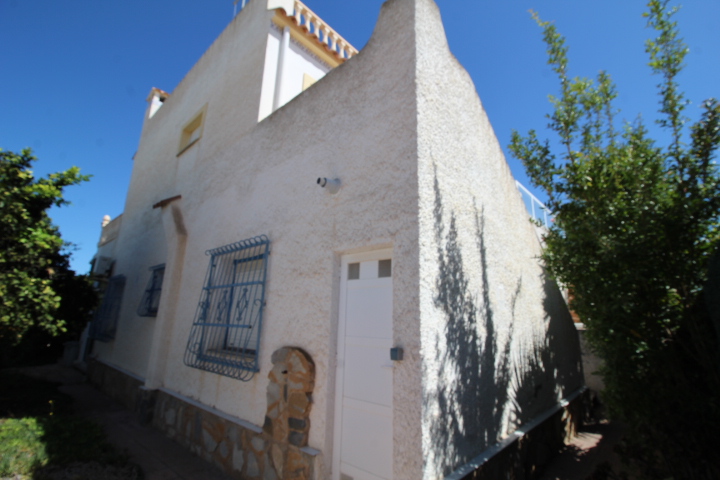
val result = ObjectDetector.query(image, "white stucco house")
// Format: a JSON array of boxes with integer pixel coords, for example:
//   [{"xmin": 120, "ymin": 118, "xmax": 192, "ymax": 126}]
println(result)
[{"xmin": 87, "ymin": 0, "xmax": 584, "ymax": 479}]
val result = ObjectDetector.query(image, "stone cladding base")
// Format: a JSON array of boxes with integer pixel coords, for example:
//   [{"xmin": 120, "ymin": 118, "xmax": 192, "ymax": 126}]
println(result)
[
  {"xmin": 88, "ymin": 358, "xmax": 587, "ymax": 480},
  {"xmin": 152, "ymin": 388, "xmax": 318, "ymax": 479},
  {"xmin": 87, "ymin": 352, "xmax": 319, "ymax": 480}
]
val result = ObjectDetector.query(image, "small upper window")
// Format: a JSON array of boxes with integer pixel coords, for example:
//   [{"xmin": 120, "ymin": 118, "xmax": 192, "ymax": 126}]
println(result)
[
  {"xmin": 178, "ymin": 107, "xmax": 206, "ymax": 155},
  {"xmin": 137, "ymin": 264, "xmax": 165, "ymax": 317}
]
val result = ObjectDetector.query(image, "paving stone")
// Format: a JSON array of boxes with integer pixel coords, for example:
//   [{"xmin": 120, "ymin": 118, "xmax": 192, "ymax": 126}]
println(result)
[
  {"xmin": 247, "ymin": 451, "xmax": 260, "ymax": 477},
  {"xmin": 218, "ymin": 439, "xmax": 230, "ymax": 459},
  {"xmin": 264, "ymin": 464, "xmax": 279, "ymax": 480},
  {"xmin": 285, "ymin": 448, "xmax": 310, "ymax": 480},
  {"xmin": 233, "ymin": 446, "xmax": 245, "ymax": 472},
  {"xmin": 267, "ymin": 382, "xmax": 281, "ymax": 406},
  {"xmin": 226, "ymin": 424, "xmax": 237, "ymax": 441},
  {"xmin": 251, "ymin": 436, "xmax": 265, "ymax": 452},
  {"xmin": 271, "ymin": 443, "xmax": 285, "ymax": 478},
  {"xmin": 165, "ymin": 408, "xmax": 176, "ymax": 426},
  {"xmin": 271, "ymin": 347, "xmax": 291, "ymax": 365},
  {"xmin": 203, "ymin": 428, "xmax": 219, "ymax": 452},
  {"xmin": 288, "ymin": 417, "xmax": 306, "ymax": 431},
  {"xmin": 288, "ymin": 431, "xmax": 306, "ymax": 447}
]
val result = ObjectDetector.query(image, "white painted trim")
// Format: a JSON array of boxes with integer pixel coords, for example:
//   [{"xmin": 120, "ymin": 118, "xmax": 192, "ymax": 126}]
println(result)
[
  {"xmin": 266, "ymin": 0, "xmax": 294, "ymax": 15},
  {"xmin": 332, "ymin": 247, "xmax": 394, "ymax": 480},
  {"xmin": 444, "ymin": 387, "xmax": 588, "ymax": 480},
  {"xmin": 272, "ymin": 26, "xmax": 291, "ymax": 111},
  {"xmin": 301, "ymin": 446, "xmax": 321, "ymax": 457}
]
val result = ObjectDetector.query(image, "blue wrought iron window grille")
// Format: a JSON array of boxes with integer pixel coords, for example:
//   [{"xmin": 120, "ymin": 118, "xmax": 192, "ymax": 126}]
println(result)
[
  {"xmin": 184, "ymin": 235, "xmax": 270, "ymax": 381},
  {"xmin": 137, "ymin": 264, "xmax": 165, "ymax": 317},
  {"xmin": 90, "ymin": 275, "xmax": 126, "ymax": 342}
]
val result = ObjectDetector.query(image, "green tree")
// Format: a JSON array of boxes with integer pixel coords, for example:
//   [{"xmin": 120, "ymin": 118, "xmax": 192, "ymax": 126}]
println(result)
[
  {"xmin": 510, "ymin": 1, "xmax": 720, "ymax": 478},
  {"xmin": 0, "ymin": 148, "xmax": 92, "ymax": 350}
]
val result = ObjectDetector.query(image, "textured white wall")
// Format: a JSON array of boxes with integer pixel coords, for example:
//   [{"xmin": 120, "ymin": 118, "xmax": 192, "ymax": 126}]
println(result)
[
  {"xmin": 97, "ymin": 0, "xmax": 423, "ymax": 477},
  {"xmin": 412, "ymin": 0, "xmax": 583, "ymax": 478},
  {"xmin": 95, "ymin": 0, "xmax": 275, "ymax": 379}
]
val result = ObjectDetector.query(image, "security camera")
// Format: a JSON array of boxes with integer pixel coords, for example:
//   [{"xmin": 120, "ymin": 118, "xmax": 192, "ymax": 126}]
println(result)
[{"xmin": 317, "ymin": 177, "xmax": 341, "ymax": 194}]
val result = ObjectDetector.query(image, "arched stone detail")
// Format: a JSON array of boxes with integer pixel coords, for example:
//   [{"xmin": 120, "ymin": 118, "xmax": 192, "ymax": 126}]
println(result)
[{"xmin": 262, "ymin": 346, "xmax": 315, "ymax": 479}]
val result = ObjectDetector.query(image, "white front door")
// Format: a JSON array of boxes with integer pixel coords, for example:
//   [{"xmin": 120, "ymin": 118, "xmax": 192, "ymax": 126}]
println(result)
[{"xmin": 333, "ymin": 250, "xmax": 394, "ymax": 480}]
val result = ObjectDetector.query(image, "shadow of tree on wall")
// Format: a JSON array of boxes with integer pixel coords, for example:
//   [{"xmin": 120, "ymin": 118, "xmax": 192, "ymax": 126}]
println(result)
[{"xmin": 428, "ymin": 168, "xmax": 581, "ymax": 477}]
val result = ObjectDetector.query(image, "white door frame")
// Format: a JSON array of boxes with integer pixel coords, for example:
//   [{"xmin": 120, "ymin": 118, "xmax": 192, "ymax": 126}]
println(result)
[{"xmin": 332, "ymin": 248, "xmax": 394, "ymax": 480}]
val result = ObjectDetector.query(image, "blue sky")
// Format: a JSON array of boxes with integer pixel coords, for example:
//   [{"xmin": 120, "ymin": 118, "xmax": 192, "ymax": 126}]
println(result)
[{"xmin": 2, "ymin": 0, "xmax": 718, "ymax": 272}]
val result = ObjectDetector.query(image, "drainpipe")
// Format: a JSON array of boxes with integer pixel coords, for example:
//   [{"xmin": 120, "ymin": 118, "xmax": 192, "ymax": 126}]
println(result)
[{"xmin": 272, "ymin": 26, "xmax": 291, "ymax": 112}]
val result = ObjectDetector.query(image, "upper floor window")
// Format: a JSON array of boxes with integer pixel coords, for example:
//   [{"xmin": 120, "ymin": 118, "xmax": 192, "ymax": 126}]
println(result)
[
  {"xmin": 177, "ymin": 106, "xmax": 206, "ymax": 155},
  {"xmin": 137, "ymin": 264, "xmax": 165, "ymax": 317},
  {"xmin": 183, "ymin": 235, "xmax": 270, "ymax": 381}
]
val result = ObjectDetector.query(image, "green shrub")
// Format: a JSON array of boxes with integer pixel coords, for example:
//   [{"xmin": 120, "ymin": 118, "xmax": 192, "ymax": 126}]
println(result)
[{"xmin": 0, "ymin": 417, "xmax": 48, "ymax": 476}]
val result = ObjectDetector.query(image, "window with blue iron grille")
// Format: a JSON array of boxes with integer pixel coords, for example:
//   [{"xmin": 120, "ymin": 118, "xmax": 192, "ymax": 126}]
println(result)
[
  {"xmin": 137, "ymin": 264, "xmax": 165, "ymax": 317},
  {"xmin": 184, "ymin": 235, "xmax": 270, "ymax": 381},
  {"xmin": 90, "ymin": 275, "xmax": 126, "ymax": 342}
]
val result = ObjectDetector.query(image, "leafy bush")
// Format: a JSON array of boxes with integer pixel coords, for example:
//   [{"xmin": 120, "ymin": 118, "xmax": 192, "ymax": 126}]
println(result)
[
  {"xmin": 510, "ymin": 1, "xmax": 720, "ymax": 478},
  {"xmin": 0, "ymin": 417, "xmax": 47, "ymax": 476}
]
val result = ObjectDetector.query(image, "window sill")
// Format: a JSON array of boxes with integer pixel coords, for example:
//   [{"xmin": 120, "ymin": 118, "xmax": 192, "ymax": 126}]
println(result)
[
  {"xmin": 176, "ymin": 138, "xmax": 200, "ymax": 157},
  {"xmin": 206, "ymin": 347, "xmax": 255, "ymax": 360}
]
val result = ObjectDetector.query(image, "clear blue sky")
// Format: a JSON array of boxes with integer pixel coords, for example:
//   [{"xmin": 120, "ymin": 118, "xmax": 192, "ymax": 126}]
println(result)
[{"xmin": 2, "ymin": 0, "xmax": 718, "ymax": 273}]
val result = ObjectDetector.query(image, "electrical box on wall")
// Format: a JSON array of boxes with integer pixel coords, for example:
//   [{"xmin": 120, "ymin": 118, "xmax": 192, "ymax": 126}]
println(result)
[{"xmin": 390, "ymin": 347, "xmax": 404, "ymax": 361}]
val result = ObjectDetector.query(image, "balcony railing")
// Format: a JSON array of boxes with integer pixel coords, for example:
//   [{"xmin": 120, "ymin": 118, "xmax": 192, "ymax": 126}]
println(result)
[
  {"xmin": 516, "ymin": 181, "xmax": 551, "ymax": 228},
  {"xmin": 291, "ymin": 0, "xmax": 358, "ymax": 60},
  {"xmin": 235, "ymin": 0, "xmax": 358, "ymax": 60}
]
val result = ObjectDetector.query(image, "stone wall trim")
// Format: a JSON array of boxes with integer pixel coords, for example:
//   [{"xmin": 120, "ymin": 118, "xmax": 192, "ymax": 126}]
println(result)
[
  {"xmin": 157, "ymin": 386, "xmax": 263, "ymax": 434},
  {"xmin": 92, "ymin": 358, "xmax": 146, "ymax": 383}
]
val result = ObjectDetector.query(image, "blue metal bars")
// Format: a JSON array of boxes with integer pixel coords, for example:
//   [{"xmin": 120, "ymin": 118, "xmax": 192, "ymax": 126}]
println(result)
[
  {"xmin": 137, "ymin": 264, "xmax": 165, "ymax": 317},
  {"xmin": 184, "ymin": 235, "xmax": 270, "ymax": 381},
  {"xmin": 90, "ymin": 275, "xmax": 126, "ymax": 342}
]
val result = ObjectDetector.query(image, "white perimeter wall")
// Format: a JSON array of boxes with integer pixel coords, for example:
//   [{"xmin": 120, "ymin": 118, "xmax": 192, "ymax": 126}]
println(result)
[{"xmin": 412, "ymin": 0, "xmax": 583, "ymax": 478}]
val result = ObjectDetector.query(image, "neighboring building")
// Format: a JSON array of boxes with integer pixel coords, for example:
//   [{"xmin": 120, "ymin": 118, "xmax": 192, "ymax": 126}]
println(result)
[{"xmin": 87, "ymin": 0, "xmax": 584, "ymax": 479}]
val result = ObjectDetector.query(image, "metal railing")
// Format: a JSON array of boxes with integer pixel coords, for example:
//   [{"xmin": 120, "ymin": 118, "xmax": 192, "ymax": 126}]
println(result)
[
  {"xmin": 234, "ymin": 0, "xmax": 358, "ymax": 60},
  {"xmin": 184, "ymin": 235, "xmax": 270, "ymax": 382},
  {"xmin": 515, "ymin": 181, "xmax": 552, "ymax": 228},
  {"xmin": 291, "ymin": 0, "xmax": 358, "ymax": 59}
]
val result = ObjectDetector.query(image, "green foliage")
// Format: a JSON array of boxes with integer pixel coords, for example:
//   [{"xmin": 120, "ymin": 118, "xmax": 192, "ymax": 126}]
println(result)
[
  {"xmin": 510, "ymin": 1, "xmax": 720, "ymax": 478},
  {"xmin": 0, "ymin": 372, "xmax": 135, "ymax": 478},
  {"xmin": 0, "ymin": 148, "xmax": 92, "ymax": 349},
  {"xmin": 0, "ymin": 417, "xmax": 48, "ymax": 476}
]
